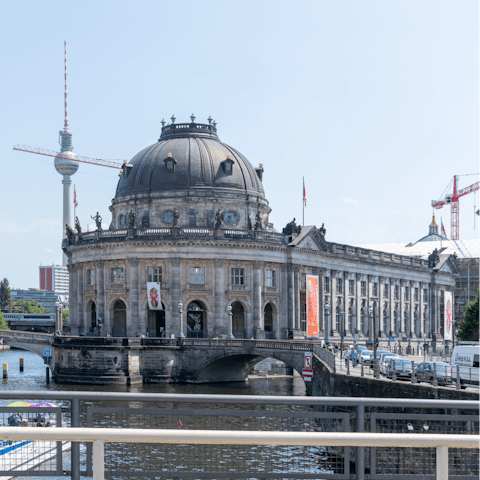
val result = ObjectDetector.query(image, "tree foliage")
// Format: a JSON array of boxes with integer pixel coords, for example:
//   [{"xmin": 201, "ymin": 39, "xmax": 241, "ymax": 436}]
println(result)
[
  {"xmin": 0, "ymin": 313, "xmax": 9, "ymax": 330},
  {"xmin": 12, "ymin": 300, "xmax": 49, "ymax": 314},
  {"xmin": 0, "ymin": 278, "xmax": 11, "ymax": 312},
  {"xmin": 62, "ymin": 308, "xmax": 69, "ymax": 324},
  {"xmin": 457, "ymin": 294, "xmax": 479, "ymax": 341}
]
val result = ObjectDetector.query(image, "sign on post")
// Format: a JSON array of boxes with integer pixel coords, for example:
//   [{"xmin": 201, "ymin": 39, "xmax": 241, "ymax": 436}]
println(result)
[
  {"xmin": 302, "ymin": 368, "xmax": 313, "ymax": 381},
  {"xmin": 389, "ymin": 336, "xmax": 395, "ymax": 341},
  {"xmin": 354, "ymin": 334, "xmax": 360, "ymax": 341},
  {"xmin": 43, "ymin": 348, "xmax": 51, "ymax": 357},
  {"xmin": 0, "ymin": 339, "xmax": 5, "ymax": 345},
  {"xmin": 304, "ymin": 351, "xmax": 312, "ymax": 369}
]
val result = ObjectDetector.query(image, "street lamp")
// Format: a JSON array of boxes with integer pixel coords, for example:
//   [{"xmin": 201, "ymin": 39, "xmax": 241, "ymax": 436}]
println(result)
[
  {"xmin": 324, "ymin": 301, "xmax": 330, "ymax": 344},
  {"xmin": 340, "ymin": 311, "xmax": 345, "ymax": 355},
  {"xmin": 369, "ymin": 304, "xmax": 378, "ymax": 378},
  {"xmin": 177, "ymin": 301, "xmax": 185, "ymax": 338},
  {"xmin": 226, "ymin": 304, "xmax": 234, "ymax": 339}
]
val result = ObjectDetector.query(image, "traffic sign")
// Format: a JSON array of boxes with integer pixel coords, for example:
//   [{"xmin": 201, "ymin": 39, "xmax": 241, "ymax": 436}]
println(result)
[
  {"xmin": 302, "ymin": 368, "xmax": 313, "ymax": 381},
  {"xmin": 43, "ymin": 348, "xmax": 51, "ymax": 357},
  {"xmin": 0, "ymin": 339, "xmax": 5, "ymax": 345},
  {"xmin": 354, "ymin": 334, "xmax": 360, "ymax": 341},
  {"xmin": 389, "ymin": 336, "xmax": 395, "ymax": 341},
  {"xmin": 304, "ymin": 351, "xmax": 312, "ymax": 369}
]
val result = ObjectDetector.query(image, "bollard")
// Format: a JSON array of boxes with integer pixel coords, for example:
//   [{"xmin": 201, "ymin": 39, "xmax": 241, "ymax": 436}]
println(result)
[
  {"xmin": 392, "ymin": 359, "xmax": 397, "ymax": 382},
  {"xmin": 411, "ymin": 361, "xmax": 416, "ymax": 384},
  {"xmin": 361, "ymin": 361, "xmax": 364, "ymax": 377},
  {"xmin": 2, "ymin": 364, "xmax": 7, "ymax": 379},
  {"xmin": 433, "ymin": 363, "xmax": 438, "ymax": 387},
  {"xmin": 456, "ymin": 365, "xmax": 461, "ymax": 390},
  {"xmin": 19, "ymin": 358, "xmax": 24, "ymax": 372},
  {"xmin": 46, "ymin": 367, "xmax": 50, "ymax": 384},
  {"xmin": 346, "ymin": 359, "xmax": 350, "ymax": 375}
]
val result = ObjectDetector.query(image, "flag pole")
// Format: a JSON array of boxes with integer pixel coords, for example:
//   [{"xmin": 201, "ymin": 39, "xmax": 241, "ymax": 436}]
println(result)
[
  {"xmin": 302, "ymin": 177, "xmax": 305, "ymax": 226},
  {"xmin": 74, "ymin": 184, "xmax": 76, "ymax": 225}
]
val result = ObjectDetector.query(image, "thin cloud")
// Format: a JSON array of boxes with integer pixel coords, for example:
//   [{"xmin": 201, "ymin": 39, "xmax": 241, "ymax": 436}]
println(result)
[
  {"xmin": 0, "ymin": 219, "xmax": 60, "ymax": 236},
  {"xmin": 341, "ymin": 198, "xmax": 359, "ymax": 205}
]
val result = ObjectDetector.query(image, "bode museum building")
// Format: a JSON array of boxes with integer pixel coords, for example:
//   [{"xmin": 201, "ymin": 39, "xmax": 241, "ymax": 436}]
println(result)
[{"xmin": 63, "ymin": 119, "xmax": 457, "ymax": 344}]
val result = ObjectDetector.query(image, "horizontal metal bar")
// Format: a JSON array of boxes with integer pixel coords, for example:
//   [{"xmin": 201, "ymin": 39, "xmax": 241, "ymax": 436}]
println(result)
[
  {"xmin": 371, "ymin": 413, "xmax": 479, "ymax": 421},
  {"xmin": 88, "ymin": 407, "xmax": 351, "ymax": 419},
  {"xmin": 0, "ymin": 392, "xmax": 477, "ymax": 409},
  {"xmin": 0, "ymin": 427, "xmax": 477, "ymax": 448},
  {"xmin": 105, "ymin": 472, "xmax": 349, "ymax": 479},
  {"xmin": 0, "ymin": 472, "xmax": 66, "ymax": 477}
]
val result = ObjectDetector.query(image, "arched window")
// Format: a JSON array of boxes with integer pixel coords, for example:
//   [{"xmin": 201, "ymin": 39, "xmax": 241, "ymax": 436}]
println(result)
[
  {"xmin": 335, "ymin": 306, "xmax": 340, "ymax": 331},
  {"xmin": 112, "ymin": 300, "xmax": 127, "ymax": 337},
  {"xmin": 187, "ymin": 301, "xmax": 206, "ymax": 338},
  {"xmin": 164, "ymin": 153, "xmax": 177, "ymax": 172},
  {"xmin": 232, "ymin": 301, "xmax": 245, "ymax": 338},
  {"xmin": 91, "ymin": 302, "xmax": 96, "ymax": 329}
]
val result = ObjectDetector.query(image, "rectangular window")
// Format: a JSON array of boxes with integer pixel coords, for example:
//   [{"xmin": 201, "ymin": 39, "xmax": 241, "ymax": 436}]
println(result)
[
  {"xmin": 336, "ymin": 278, "xmax": 343, "ymax": 294},
  {"xmin": 423, "ymin": 289, "xmax": 428, "ymax": 302},
  {"xmin": 266, "ymin": 270, "xmax": 276, "ymax": 287},
  {"xmin": 405, "ymin": 286, "xmax": 409, "ymax": 300},
  {"xmin": 111, "ymin": 267, "xmax": 124, "ymax": 283},
  {"xmin": 384, "ymin": 283, "xmax": 389, "ymax": 298},
  {"xmin": 414, "ymin": 287, "xmax": 419, "ymax": 301},
  {"xmin": 361, "ymin": 281, "xmax": 366, "ymax": 296},
  {"xmin": 189, "ymin": 210, "xmax": 196, "ymax": 228},
  {"xmin": 87, "ymin": 269, "xmax": 95, "ymax": 285},
  {"xmin": 349, "ymin": 279, "xmax": 354, "ymax": 295},
  {"xmin": 394, "ymin": 285, "xmax": 399, "ymax": 300},
  {"xmin": 147, "ymin": 266, "xmax": 162, "ymax": 283},
  {"xmin": 231, "ymin": 268, "xmax": 244, "ymax": 285},
  {"xmin": 300, "ymin": 273, "xmax": 306, "ymax": 290},
  {"xmin": 372, "ymin": 282, "xmax": 378, "ymax": 296},
  {"xmin": 189, "ymin": 267, "xmax": 205, "ymax": 284},
  {"xmin": 323, "ymin": 277, "xmax": 329, "ymax": 293}
]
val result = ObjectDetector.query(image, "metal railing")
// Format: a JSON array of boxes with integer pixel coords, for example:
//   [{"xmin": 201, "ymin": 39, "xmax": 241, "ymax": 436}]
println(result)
[
  {"xmin": 0, "ymin": 392, "xmax": 476, "ymax": 479},
  {"xmin": 0, "ymin": 428, "xmax": 476, "ymax": 480}
]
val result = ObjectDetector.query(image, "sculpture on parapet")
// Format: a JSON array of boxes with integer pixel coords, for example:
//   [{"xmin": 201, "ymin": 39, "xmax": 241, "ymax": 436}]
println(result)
[
  {"xmin": 428, "ymin": 248, "xmax": 440, "ymax": 268},
  {"xmin": 128, "ymin": 209, "xmax": 136, "ymax": 229},
  {"xmin": 172, "ymin": 208, "xmax": 180, "ymax": 227},
  {"xmin": 75, "ymin": 217, "xmax": 82, "ymax": 234},
  {"xmin": 91, "ymin": 212, "xmax": 103, "ymax": 231},
  {"xmin": 254, "ymin": 212, "xmax": 263, "ymax": 230},
  {"xmin": 65, "ymin": 224, "xmax": 75, "ymax": 244},
  {"xmin": 214, "ymin": 209, "xmax": 223, "ymax": 229},
  {"xmin": 282, "ymin": 218, "xmax": 301, "ymax": 235},
  {"xmin": 319, "ymin": 223, "xmax": 326, "ymax": 237}
]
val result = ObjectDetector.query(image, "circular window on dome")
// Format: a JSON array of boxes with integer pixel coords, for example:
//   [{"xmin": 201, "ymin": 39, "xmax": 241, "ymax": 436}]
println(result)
[
  {"xmin": 119, "ymin": 214, "xmax": 126, "ymax": 227},
  {"xmin": 161, "ymin": 210, "xmax": 174, "ymax": 224},
  {"xmin": 224, "ymin": 211, "xmax": 240, "ymax": 226}
]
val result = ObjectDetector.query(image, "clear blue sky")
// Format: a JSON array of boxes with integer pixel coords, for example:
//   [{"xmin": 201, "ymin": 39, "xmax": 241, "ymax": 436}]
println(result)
[{"xmin": 0, "ymin": 0, "xmax": 478, "ymax": 289}]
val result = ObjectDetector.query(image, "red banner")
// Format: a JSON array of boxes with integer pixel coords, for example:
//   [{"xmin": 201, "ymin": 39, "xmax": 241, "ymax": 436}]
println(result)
[{"xmin": 306, "ymin": 275, "xmax": 319, "ymax": 336}]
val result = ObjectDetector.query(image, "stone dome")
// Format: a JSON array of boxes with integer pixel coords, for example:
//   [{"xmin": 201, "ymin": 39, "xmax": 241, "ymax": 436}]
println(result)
[{"xmin": 115, "ymin": 122, "xmax": 265, "ymax": 200}]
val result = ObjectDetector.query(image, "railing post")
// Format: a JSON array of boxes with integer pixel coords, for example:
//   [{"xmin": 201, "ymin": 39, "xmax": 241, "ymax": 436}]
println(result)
[
  {"xmin": 436, "ymin": 445, "xmax": 448, "ymax": 480},
  {"xmin": 433, "ymin": 363, "xmax": 438, "ymax": 387},
  {"xmin": 361, "ymin": 361, "xmax": 364, "ymax": 377},
  {"xmin": 71, "ymin": 397, "xmax": 80, "ymax": 480},
  {"xmin": 456, "ymin": 365, "xmax": 461, "ymax": 390},
  {"xmin": 93, "ymin": 439, "xmax": 105, "ymax": 480},
  {"xmin": 356, "ymin": 403, "xmax": 365, "ymax": 480}
]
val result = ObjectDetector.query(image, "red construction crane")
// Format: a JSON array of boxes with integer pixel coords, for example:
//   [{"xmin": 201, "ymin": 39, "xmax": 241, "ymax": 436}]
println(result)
[
  {"xmin": 13, "ymin": 144, "xmax": 125, "ymax": 170},
  {"xmin": 431, "ymin": 175, "xmax": 479, "ymax": 240}
]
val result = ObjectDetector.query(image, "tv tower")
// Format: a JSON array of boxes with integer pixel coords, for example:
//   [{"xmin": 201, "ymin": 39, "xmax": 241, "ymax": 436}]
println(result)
[{"xmin": 54, "ymin": 41, "xmax": 78, "ymax": 266}]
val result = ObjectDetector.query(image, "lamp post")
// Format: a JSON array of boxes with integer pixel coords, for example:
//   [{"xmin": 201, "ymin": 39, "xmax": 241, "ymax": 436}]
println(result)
[
  {"xmin": 324, "ymin": 301, "xmax": 330, "ymax": 345},
  {"xmin": 369, "ymin": 304, "xmax": 378, "ymax": 378},
  {"xmin": 177, "ymin": 302, "xmax": 185, "ymax": 338},
  {"xmin": 54, "ymin": 302, "xmax": 60, "ymax": 333},
  {"xmin": 340, "ymin": 311, "xmax": 345, "ymax": 355},
  {"xmin": 226, "ymin": 304, "xmax": 234, "ymax": 339}
]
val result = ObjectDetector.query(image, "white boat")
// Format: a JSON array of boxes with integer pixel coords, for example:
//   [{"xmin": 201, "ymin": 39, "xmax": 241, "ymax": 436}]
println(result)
[{"xmin": 0, "ymin": 409, "xmax": 71, "ymax": 479}]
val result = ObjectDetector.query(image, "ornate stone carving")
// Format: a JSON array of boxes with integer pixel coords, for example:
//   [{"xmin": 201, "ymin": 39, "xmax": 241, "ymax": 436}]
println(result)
[
  {"xmin": 379, "ymin": 276, "xmax": 385, "ymax": 283},
  {"xmin": 170, "ymin": 257, "xmax": 181, "ymax": 267},
  {"xmin": 368, "ymin": 275, "xmax": 374, "ymax": 282},
  {"xmin": 356, "ymin": 273, "xmax": 362, "ymax": 280},
  {"xmin": 128, "ymin": 257, "xmax": 140, "ymax": 266},
  {"xmin": 94, "ymin": 260, "xmax": 105, "ymax": 268},
  {"xmin": 252, "ymin": 261, "xmax": 263, "ymax": 269},
  {"xmin": 400, "ymin": 280, "xmax": 406, "ymax": 286},
  {"xmin": 214, "ymin": 259, "xmax": 225, "ymax": 267}
]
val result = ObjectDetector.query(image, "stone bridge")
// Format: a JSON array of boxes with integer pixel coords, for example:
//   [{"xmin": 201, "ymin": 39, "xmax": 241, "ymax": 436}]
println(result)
[{"xmin": 0, "ymin": 330, "xmax": 334, "ymax": 385}]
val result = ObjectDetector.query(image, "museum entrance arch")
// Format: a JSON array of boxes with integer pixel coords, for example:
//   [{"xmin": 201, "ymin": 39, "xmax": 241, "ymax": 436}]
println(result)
[
  {"xmin": 232, "ymin": 301, "xmax": 245, "ymax": 338},
  {"xmin": 187, "ymin": 301, "xmax": 206, "ymax": 338},
  {"xmin": 147, "ymin": 303, "xmax": 166, "ymax": 337},
  {"xmin": 87, "ymin": 300, "xmax": 96, "ymax": 333},
  {"xmin": 264, "ymin": 303, "xmax": 276, "ymax": 338},
  {"xmin": 112, "ymin": 300, "xmax": 127, "ymax": 337}
]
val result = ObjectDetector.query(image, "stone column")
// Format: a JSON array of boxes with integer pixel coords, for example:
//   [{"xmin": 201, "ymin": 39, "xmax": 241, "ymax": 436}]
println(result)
[
  {"xmin": 128, "ymin": 258, "xmax": 140, "ymax": 336},
  {"xmin": 294, "ymin": 266, "xmax": 301, "ymax": 331},
  {"xmin": 317, "ymin": 268, "xmax": 325, "ymax": 335},
  {"xmin": 367, "ymin": 275, "xmax": 373, "ymax": 338},
  {"xmin": 330, "ymin": 271, "xmax": 337, "ymax": 334},
  {"xmin": 409, "ymin": 281, "xmax": 415, "ymax": 338},
  {"xmin": 214, "ymin": 259, "xmax": 225, "ymax": 337},
  {"xmin": 95, "ymin": 260, "xmax": 106, "ymax": 334},
  {"xmin": 355, "ymin": 273, "xmax": 361, "ymax": 334},
  {"xmin": 419, "ymin": 282, "xmax": 425, "ymax": 338},
  {"xmin": 280, "ymin": 265, "xmax": 288, "ymax": 338},
  {"xmin": 67, "ymin": 261, "xmax": 76, "ymax": 334},
  {"xmin": 389, "ymin": 281, "xmax": 395, "ymax": 336},
  {"xmin": 343, "ymin": 272, "xmax": 348, "ymax": 335},
  {"xmin": 77, "ymin": 264, "xmax": 84, "ymax": 334},
  {"xmin": 379, "ymin": 277, "xmax": 384, "ymax": 337},
  {"xmin": 287, "ymin": 264, "xmax": 295, "ymax": 334},
  {"xmin": 169, "ymin": 257, "xmax": 182, "ymax": 336},
  {"xmin": 253, "ymin": 261, "xmax": 263, "ymax": 337},
  {"xmin": 400, "ymin": 280, "xmax": 405, "ymax": 335}
]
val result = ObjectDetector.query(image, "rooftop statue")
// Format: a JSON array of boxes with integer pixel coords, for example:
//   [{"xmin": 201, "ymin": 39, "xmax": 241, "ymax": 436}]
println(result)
[
  {"xmin": 428, "ymin": 248, "xmax": 440, "ymax": 268},
  {"xmin": 91, "ymin": 212, "xmax": 103, "ymax": 231},
  {"xmin": 75, "ymin": 217, "xmax": 81, "ymax": 234},
  {"xmin": 172, "ymin": 208, "xmax": 180, "ymax": 228},
  {"xmin": 128, "ymin": 209, "xmax": 136, "ymax": 229},
  {"xmin": 319, "ymin": 223, "xmax": 326, "ymax": 237},
  {"xmin": 215, "ymin": 209, "xmax": 224, "ymax": 229},
  {"xmin": 282, "ymin": 218, "xmax": 301, "ymax": 235},
  {"xmin": 65, "ymin": 224, "xmax": 75, "ymax": 244}
]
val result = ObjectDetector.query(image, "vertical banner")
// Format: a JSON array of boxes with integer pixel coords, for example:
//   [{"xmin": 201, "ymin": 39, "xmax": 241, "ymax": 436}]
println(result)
[
  {"xmin": 306, "ymin": 275, "xmax": 319, "ymax": 336},
  {"xmin": 444, "ymin": 291, "xmax": 453, "ymax": 340},
  {"xmin": 147, "ymin": 282, "xmax": 163, "ymax": 310}
]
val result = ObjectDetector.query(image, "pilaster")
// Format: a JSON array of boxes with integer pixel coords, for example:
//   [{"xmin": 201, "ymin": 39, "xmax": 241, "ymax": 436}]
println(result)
[
  {"xmin": 253, "ymin": 261, "xmax": 263, "ymax": 335},
  {"xmin": 400, "ymin": 280, "xmax": 405, "ymax": 335},
  {"xmin": 214, "ymin": 259, "xmax": 225, "ymax": 337},
  {"xmin": 128, "ymin": 258, "xmax": 141, "ymax": 336},
  {"xmin": 169, "ymin": 257, "xmax": 181, "ymax": 336},
  {"xmin": 355, "ymin": 273, "xmax": 361, "ymax": 334}
]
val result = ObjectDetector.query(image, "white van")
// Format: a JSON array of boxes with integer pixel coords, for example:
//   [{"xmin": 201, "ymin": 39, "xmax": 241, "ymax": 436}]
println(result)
[{"xmin": 450, "ymin": 345, "xmax": 479, "ymax": 387}]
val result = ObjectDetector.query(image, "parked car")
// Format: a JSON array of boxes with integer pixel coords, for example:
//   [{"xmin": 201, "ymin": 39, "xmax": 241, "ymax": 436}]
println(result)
[
  {"xmin": 369, "ymin": 350, "xmax": 391, "ymax": 368},
  {"xmin": 379, "ymin": 352, "xmax": 398, "ymax": 364},
  {"xmin": 415, "ymin": 362, "xmax": 453, "ymax": 386},
  {"xmin": 384, "ymin": 358, "xmax": 413, "ymax": 379},
  {"xmin": 360, "ymin": 350, "xmax": 373, "ymax": 364}
]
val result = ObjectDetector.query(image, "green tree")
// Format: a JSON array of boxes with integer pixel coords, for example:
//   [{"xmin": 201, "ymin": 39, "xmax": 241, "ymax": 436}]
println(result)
[
  {"xmin": 12, "ymin": 300, "xmax": 48, "ymax": 314},
  {"xmin": 457, "ymin": 294, "xmax": 479, "ymax": 341},
  {"xmin": 0, "ymin": 313, "xmax": 9, "ymax": 330},
  {"xmin": 0, "ymin": 278, "xmax": 11, "ymax": 312},
  {"xmin": 62, "ymin": 308, "xmax": 69, "ymax": 324}
]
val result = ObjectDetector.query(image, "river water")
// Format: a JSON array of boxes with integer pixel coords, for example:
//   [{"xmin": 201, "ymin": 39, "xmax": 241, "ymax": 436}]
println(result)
[{"xmin": 0, "ymin": 349, "xmax": 311, "ymax": 480}]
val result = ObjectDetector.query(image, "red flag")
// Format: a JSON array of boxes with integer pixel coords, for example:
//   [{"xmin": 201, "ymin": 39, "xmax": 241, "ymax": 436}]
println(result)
[
  {"xmin": 441, "ymin": 220, "xmax": 447, "ymax": 238},
  {"xmin": 303, "ymin": 178, "xmax": 307, "ymax": 207},
  {"xmin": 74, "ymin": 186, "xmax": 78, "ymax": 208}
]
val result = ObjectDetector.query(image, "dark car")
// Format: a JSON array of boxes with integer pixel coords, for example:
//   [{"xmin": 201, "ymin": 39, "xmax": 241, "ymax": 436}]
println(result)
[{"xmin": 415, "ymin": 362, "xmax": 453, "ymax": 386}]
